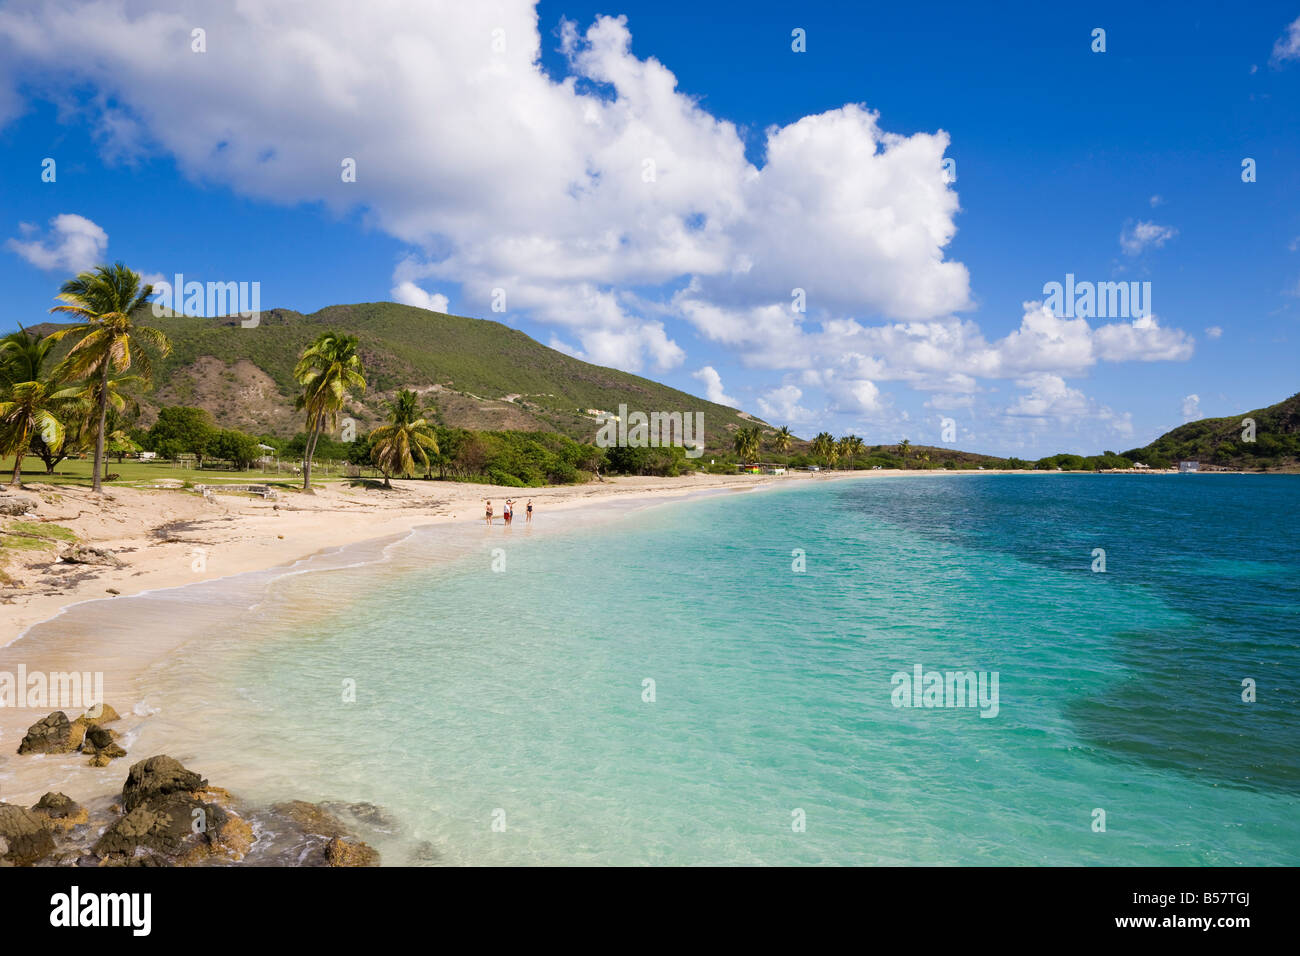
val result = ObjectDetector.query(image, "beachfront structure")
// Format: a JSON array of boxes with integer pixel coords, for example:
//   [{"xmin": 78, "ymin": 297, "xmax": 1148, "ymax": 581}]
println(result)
[{"xmin": 1179, "ymin": 460, "xmax": 1199, "ymax": 473}]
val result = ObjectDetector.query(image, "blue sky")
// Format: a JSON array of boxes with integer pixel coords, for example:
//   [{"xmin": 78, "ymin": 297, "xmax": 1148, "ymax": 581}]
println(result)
[{"xmin": 0, "ymin": 0, "xmax": 1297, "ymax": 455}]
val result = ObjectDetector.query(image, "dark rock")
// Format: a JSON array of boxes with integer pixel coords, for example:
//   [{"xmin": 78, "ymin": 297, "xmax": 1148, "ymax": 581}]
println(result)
[
  {"xmin": 84, "ymin": 726, "xmax": 116, "ymax": 750},
  {"xmin": 121, "ymin": 755, "xmax": 206, "ymax": 812},
  {"xmin": 31, "ymin": 792, "xmax": 81, "ymax": 819},
  {"xmin": 0, "ymin": 803, "xmax": 56, "ymax": 865},
  {"xmin": 17, "ymin": 711, "xmax": 78, "ymax": 755},
  {"xmin": 30, "ymin": 793, "xmax": 92, "ymax": 839},
  {"xmin": 81, "ymin": 726, "xmax": 125, "ymax": 762},
  {"xmin": 94, "ymin": 792, "xmax": 219, "ymax": 860},
  {"xmin": 94, "ymin": 789, "xmax": 252, "ymax": 864}
]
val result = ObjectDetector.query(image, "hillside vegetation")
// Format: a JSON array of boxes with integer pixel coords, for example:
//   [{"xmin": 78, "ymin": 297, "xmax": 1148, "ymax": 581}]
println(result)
[
  {"xmin": 1121, "ymin": 392, "xmax": 1300, "ymax": 470},
  {"xmin": 32, "ymin": 303, "xmax": 765, "ymax": 454}
]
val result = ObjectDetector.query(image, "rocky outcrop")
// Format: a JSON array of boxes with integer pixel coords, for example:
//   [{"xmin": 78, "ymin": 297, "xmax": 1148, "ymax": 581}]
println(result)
[
  {"xmin": 9, "ymin": 754, "xmax": 382, "ymax": 867},
  {"xmin": 0, "ymin": 494, "xmax": 38, "ymax": 516},
  {"xmin": 0, "ymin": 803, "xmax": 56, "ymax": 865},
  {"xmin": 121, "ymin": 755, "xmax": 206, "ymax": 812},
  {"xmin": 82, "ymin": 725, "xmax": 128, "ymax": 766},
  {"xmin": 16, "ymin": 707, "xmax": 127, "ymax": 760},
  {"xmin": 95, "ymin": 756, "xmax": 253, "ymax": 864},
  {"xmin": 96, "ymin": 792, "xmax": 223, "ymax": 863},
  {"xmin": 16, "ymin": 711, "xmax": 78, "ymax": 754},
  {"xmin": 30, "ymin": 792, "xmax": 88, "ymax": 830}
]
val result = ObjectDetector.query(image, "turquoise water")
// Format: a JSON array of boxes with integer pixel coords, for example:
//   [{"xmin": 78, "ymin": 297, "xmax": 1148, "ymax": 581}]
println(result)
[{"xmin": 149, "ymin": 475, "xmax": 1300, "ymax": 865}]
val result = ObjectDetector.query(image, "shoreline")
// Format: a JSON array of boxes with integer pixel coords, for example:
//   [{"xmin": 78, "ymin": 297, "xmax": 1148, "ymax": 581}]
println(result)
[
  {"xmin": 0, "ymin": 467, "xmax": 933, "ymax": 641},
  {"xmin": 0, "ymin": 465, "xmax": 1271, "ymax": 643}
]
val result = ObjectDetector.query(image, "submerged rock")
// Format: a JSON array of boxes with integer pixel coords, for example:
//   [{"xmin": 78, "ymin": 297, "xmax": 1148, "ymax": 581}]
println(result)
[
  {"xmin": 0, "ymin": 803, "xmax": 56, "ymax": 865},
  {"xmin": 321, "ymin": 800, "xmax": 400, "ymax": 832},
  {"xmin": 263, "ymin": 800, "xmax": 384, "ymax": 866},
  {"xmin": 269, "ymin": 799, "xmax": 350, "ymax": 839}
]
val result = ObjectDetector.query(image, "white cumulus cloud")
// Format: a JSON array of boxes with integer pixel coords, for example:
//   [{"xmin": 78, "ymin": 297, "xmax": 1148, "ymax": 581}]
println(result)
[
  {"xmin": 391, "ymin": 281, "xmax": 449, "ymax": 313},
  {"xmin": 691, "ymin": 365, "xmax": 738, "ymax": 408},
  {"xmin": 6, "ymin": 213, "xmax": 107, "ymax": 272}
]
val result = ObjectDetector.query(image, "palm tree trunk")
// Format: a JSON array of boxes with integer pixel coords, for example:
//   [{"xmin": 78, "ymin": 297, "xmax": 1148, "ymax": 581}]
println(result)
[
  {"xmin": 92, "ymin": 361, "xmax": 110, "ymax": 493},
  {"xmin": 302, "ymin": 411, "xmax": 322, "ymax": 492},
  {"xmin": 10, "ymin": 440, "xmax": 26, "ymax": 488}
]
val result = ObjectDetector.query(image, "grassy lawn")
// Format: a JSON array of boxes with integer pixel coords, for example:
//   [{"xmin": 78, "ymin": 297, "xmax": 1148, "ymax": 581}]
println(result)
[{"xmin": 0, "ymin": 456, "xmax": 337, "ymax": 490}]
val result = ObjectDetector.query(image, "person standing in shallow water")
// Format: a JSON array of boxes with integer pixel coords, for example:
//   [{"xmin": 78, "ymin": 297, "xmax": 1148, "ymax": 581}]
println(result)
[
  {"xmin": 484, "ymin": 500, "xmax": 493, "ymax": 526},
  {"xmin": 503, "ymin": 499, "xmax": 514, "ymax": 524},
  {"xmin": 526, "ymin": 499, "xmax": 533, "ymax": 523}
]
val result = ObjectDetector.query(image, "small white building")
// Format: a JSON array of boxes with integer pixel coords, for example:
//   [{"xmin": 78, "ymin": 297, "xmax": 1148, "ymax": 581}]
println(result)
[{"xmin": 1179, "ymin": 460, "xmax": 1199, "ymax": 473}]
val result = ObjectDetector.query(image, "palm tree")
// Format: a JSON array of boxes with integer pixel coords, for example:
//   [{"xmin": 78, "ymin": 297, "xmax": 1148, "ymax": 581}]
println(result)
[
  {"xmin": 811, "ymin": 431, "xmax": 835, "ymax": 466},
  {"xmin": 0, "ymin": 328, "xmax": 72, "ymax": 487},
  {"xmin": 370, "ymin": 389, "xmax": 439, "ymax": 488},
  {"xmin": 772, "ymin": 425, "xmax": 793, "ymax": 454},
  {"xmin": 46, "ymin": 263, "xmax": 170, "ymax": 492},
  {"xmin": 733, "ymin": 424, "xmax": 762, "ymax": 464},
  {"xmin": 0, "ymin": 382, "xmax": 65, "ymax": 487},
  {"xmin": 53, "ymin": 374, "xmax": 145, "ymax": 468},
  {"xmin": 837, "ymin": 434, "xmax": 865, "ymax": 463},
  {"xmin": 898, "ymin": 438, "xmax": 912, "ymax": 466},
  {"xmin": 294, "ymin": 331, "xmax": 366, "ymax": 492}
]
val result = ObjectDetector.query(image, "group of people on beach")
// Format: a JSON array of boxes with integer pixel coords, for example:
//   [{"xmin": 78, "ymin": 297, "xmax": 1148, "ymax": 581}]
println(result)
[{"xmin": 484, "ymin": 498, "xmax": 533, "ymax": 526}]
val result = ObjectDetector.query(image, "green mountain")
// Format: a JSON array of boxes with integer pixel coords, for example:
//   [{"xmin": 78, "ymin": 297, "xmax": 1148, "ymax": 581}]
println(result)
[
  {"xmin": 1122, "ymin": 391, "xmax": 1300, "ymax": 470},
  {"xmin": 31, "ymin": 302, "xmax": 769, "ymax": 454}
]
